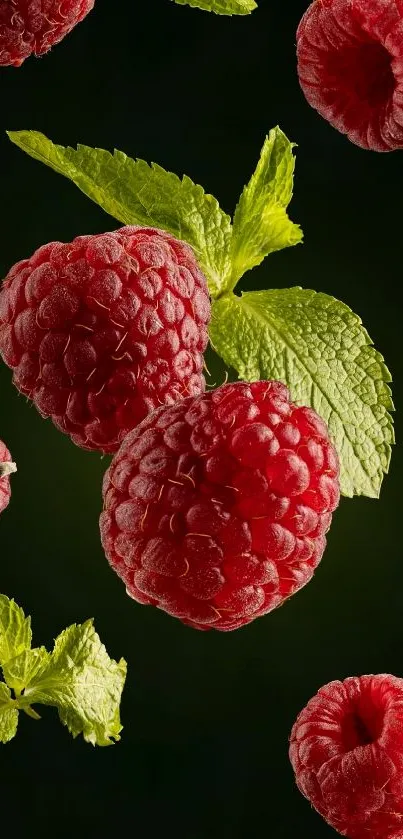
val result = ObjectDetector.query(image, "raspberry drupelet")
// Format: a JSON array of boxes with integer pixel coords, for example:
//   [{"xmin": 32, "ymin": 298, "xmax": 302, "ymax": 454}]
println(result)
[
  {"xmin": 0, "ymin": 440, "xmax": 16, "ymax": 515},
  {"xmin": 296, "ymin": 0, "xmax": 403, "ymax": 151},
  {"xmin": 0, "ymin": 227, "xmax": 211, "ymax": 454},
  {"xmin": 0, "ymin": 0, "xmax": 95, "ymax": 67},
  {"xmin": 100, "ymin": 380, "xmax": 340, "ymax": 631},
  {"xmin": 290, "ymin": 674, "xmax": 403, "ymax": 838}
]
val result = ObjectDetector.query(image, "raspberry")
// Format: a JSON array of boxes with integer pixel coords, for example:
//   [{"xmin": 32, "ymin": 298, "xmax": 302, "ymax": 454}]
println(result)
[
  {"xmin": 0, "ymin": 440, "xmax": 16, "ymax": 514},
  {"xmin": 100, "ymin": 380, "xmax": 340, "ymax": 631},
  {"xmin": 290, "ymin": 674, "xmax": 403, "ymax": 839},
  {"xmin": 0, "ymin": 227, "xmax": 210, "ymax": 454},
  {"xmin": 0, "ymin": 1, "xmax": 95, "ymax": 67},
  {"xmin": 296, "ymin": 0, "xmax": 403, "ymax": 151}
]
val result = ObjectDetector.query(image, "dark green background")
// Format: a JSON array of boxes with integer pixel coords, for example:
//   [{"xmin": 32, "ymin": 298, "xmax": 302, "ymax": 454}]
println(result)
[{"xmin": 0, "ymin": 0, "xmax": 402, "ymax": 835}]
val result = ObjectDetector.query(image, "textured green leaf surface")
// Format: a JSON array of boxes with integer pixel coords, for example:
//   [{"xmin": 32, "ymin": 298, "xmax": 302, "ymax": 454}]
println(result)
[
  {"xmin": 172, "ymin": 0, "xmax": 256, "ymax": 13},
  {"xmin": 0, "ymin": 595, "xmax": 32, "ymax": 667},
  {"xmin": 228, "ymin": 128, "xmax": 303, "ymax": 290},
  {"xmin": 22, "ymin": 620, "xmax": 127, "ymax": 746},
  {"xmin": 210, "ymin": 288, "xmax": 394, "ymax": 498},
  {"xmin": 7, "ymin": 130, "xmax": 232, "ymax": 297},
  {"xmin": 0, "ymin": 682, "xmax": 18, "ymax": 743},
  {"xmin": 3, "ymin": 647, "xmax": 50, "ymax": 693}
]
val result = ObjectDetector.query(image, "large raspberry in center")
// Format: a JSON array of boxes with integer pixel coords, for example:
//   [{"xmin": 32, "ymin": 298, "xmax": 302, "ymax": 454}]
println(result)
[{"xmin": 100, "ymin": 381, "xmax": 340, "ymax": 632}]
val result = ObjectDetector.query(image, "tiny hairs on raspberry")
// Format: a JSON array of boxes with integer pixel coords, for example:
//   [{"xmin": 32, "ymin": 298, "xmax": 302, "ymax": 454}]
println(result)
[
  {"xmin": 296, "ymin": 0, "xmax": 403, "ymax": 151},
  {"xmin": 0, "ymin": 227, "xmax": 211, "ymax": 454},
  {"xmin": 0, "ymin": 1, "xmax": 95, "ymax": 67},
  {"xmin": 290, "ymin": 674, "xmax": 403, "ymax": 838},
  {"xmin": 100, "ymin": 380, "xmax": 340, "ymax": 632}
]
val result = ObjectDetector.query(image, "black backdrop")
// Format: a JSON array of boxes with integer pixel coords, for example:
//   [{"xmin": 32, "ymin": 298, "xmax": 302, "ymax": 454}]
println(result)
[{"xmin": 0, "ymin": 1, "xmax": 402, "ymax": 836}]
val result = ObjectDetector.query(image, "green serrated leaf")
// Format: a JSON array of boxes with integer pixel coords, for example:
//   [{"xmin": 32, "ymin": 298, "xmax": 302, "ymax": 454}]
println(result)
[
  {"xmin": 7, "ymin": 130, "xmax": 232, "ymax": 297},
  {"xmin": 21, "ymin": 620, "xmax": 127, "ymax": 747},
  {"xmin": 0, "ymin": 682, "xmax": 18, "ymax": 743},
  {"xmin": 2, "ymin": 647, "xmax": 50, "ymax": 693},
  {"xmin": 0, "ymin": 595, "xmax": 32, "ymax": 667},
  {"xmin": 210, "ymin": 288, "xmax": 394, "ymax": 498},
  {"xmin": 227, "ymin": 128, "xmax": 303, "ymax": 291},
  {"xmin": 171, "ymin": 0, "xmax": 256, "ymax": 14}
]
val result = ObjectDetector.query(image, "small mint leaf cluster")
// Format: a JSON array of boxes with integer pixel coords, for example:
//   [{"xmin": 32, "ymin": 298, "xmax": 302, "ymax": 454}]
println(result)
[
  {"xmin": 6, "ymin": 127, "xmax": 394, "ymax": 498},
  {"xmin": 171, "ymin": 0, "xmax": 257, "ymax": 14},
  {"xmin": 0, "ymin": 594, "xmax": 126, "ymax": 746}
]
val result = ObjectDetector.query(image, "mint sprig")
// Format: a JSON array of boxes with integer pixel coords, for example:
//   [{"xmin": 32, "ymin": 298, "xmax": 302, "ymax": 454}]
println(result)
[
  {"xmin": 6, "ymin": 127, "xmax": 394, "ymax": 498},
  {"xmin": 0, "ymin": 594, "xmax": 126, "ymax": 746},
  {"xmin": 228, "ymin": 131, "xmax": 303, "ymax": 291},
  {"xmin": 171, "ymin": 0, "xmax": 257, "ymax": 13}
]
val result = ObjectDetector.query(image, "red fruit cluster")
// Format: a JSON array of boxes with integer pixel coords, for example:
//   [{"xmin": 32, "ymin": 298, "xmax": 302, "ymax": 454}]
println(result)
[
  {"xmin": 290, "ymin": 674, "xmax": 403, "ymax": 838},
  {"xmin": 0, "ymin": 440, "xmax": 16, "ymax": 514},
  {"xmin": 297, "ymin": 0, "xmax": 403, "ymax": 151},
  {"xmin": 0, "ymin": 227, "xmax": 210, "ymax": 454},
  {"xmin": 0, "ymin": 0, "xmax": 95, "ymax": 66},
  {"xmin": 0, "ymin": 0, "xmax": 95, "ymax": 67},
  {"xmin": 100, "ymin": 380, "xmax": 340, "ymax": 631}
]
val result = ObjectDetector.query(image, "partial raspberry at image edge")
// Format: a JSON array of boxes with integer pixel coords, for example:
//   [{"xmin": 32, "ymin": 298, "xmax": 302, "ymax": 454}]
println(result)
[
  {"xmin": 0, "ymin": 225, "xmax": 211, "ymax": 454},
  {"xmin": 0, "ymin": 440, "xmax": 16, "ymax": 514},
  {"xmin": 296, "ymin": 0, "xmax": 403, "ymax": 151},
  {"xmin": 0, "ymin": 0, "xmax": 96, "ymax": 67},
  {"xmin": 290, "ymin": 673, "xmax": 403, "ymax": 838},
  {"xmin": 100, "ymin": 379, "xmax": 340, "ymax": 632}
]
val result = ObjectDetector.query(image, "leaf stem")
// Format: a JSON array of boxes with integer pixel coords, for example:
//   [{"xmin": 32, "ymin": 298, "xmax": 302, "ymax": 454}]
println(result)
[{"xmin": 21, "ymin": 705, "xmax": 41, "ymax": 721}]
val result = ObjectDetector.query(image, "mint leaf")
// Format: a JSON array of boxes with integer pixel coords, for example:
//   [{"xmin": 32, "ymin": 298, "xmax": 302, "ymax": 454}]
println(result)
[
  {"xmin": 227, "ymin": 128, "xmax": 303, "ymax": 291},
  {"xmin": 210, "ymin": 288, "xmax": 394, "ymax": 498},
  {"xmin": 21, "ymin": 620, "xmax": 127, "ymax": 746},
  {"xmin": 172, "ymin": 0, "xmax": 257, "ymax": 13},
  {"xmin": 0, "ymin": 682, "xmax": 18, "ymax": 743},
  {"xmin": 6, "ymin": 128, "xmax": 303, "ymax": 296},
  {"xmin": 2, "ymin": 647, "xmax": 49, "ymax": 694},
  {"xmin": 0, "ymin": 596, "xmax": 126, "ymax": 746},
  {"xmin": 0, "ymin": 595, "xmax": 32, "ymax": 667},
  {"xmin": 7, "ymin": 130, "xmax": 232, "ymax": 297}
]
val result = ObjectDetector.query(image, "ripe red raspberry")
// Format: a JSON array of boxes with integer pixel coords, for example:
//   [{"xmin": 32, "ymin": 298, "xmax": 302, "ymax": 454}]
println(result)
[
  {"xmin": 0, "ymin": 1, "xmax": 95, "ymax": 67},
  {"xmin": 0, "ymin": 440, "xmax": 16, "ymax": 514},
  {"xmin": 296, "ymin": 0, "xmax": 403, "ymax": 151},
  {"xmin": 290, "ymin": 675, "xmax": 403, "ymax": 839},
  {"xmin": 0, "ymin": 227, "xmax": 210, "ymax": 454},
  {"xmin": 100, "ymin": 380, "xmax": 340, "ymax": 631}
]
